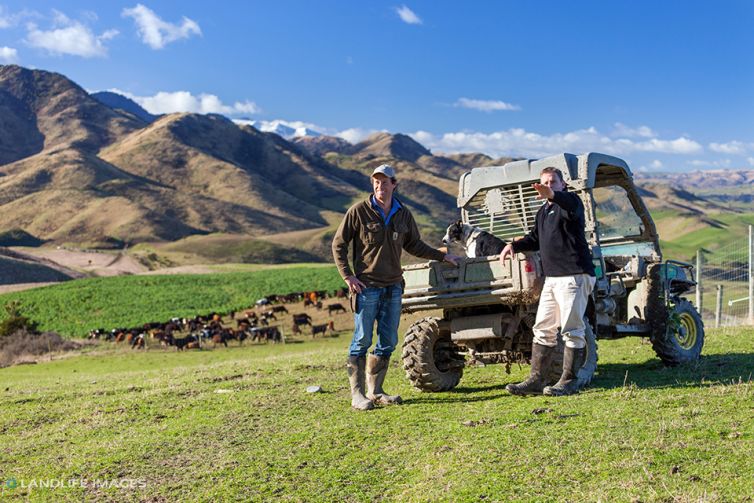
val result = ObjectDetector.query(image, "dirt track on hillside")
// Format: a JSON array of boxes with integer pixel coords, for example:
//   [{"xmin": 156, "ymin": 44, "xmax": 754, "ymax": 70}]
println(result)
[
  {"xmin": 18, "ymin": 248, "xmax": 147, "ymax": 276},
  {"xmin": 0, "ymin": 247, "xmax": 228, "ymax": 294}
]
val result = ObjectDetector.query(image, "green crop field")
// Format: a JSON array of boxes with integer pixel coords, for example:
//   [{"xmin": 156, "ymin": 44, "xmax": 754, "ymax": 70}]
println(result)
[
  {"xmin": 1, "ymin": 323, "xmax": 752, "ymax": 501},
  {"xmin": 655, "ymin": 211, "xmax": 754, "ymax": 262},
  {"xmin": 0, "ymin": 266, "xmax": 343, "ymax": 337}
]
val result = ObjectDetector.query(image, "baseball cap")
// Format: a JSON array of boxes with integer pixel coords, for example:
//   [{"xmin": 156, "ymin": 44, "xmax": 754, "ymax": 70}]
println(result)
[{"xmin": 371, "ymin": 164, "xmax": 396, "ymax": 179}]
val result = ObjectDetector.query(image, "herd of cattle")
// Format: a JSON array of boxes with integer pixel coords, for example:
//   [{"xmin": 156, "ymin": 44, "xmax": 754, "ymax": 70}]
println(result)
[{"xmin": 88, "ymin": 288, "xmax": 350, "ymax": 350}]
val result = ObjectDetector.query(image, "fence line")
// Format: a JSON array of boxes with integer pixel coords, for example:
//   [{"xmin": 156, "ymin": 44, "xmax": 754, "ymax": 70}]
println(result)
[{"xmin": 695, "ymin": 225, "xmax": 753, "ymax": 327}]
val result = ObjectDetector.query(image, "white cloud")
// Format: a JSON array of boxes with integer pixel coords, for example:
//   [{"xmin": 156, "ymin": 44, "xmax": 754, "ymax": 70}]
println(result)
[
  {"xmin": 709, "ymin": 140, "xmax": 749, "ymax": 155},
  {"xmin": 410, "ymin": 127, "xmax": 703, "ymax": 159},
  {"xmin": 0, "ymin": 6, "xmax": 33, "ymax": 29},
  {"xmin": 336, "ymin": 127, "xmax": 382, "ymax": 144},
  {"xmin": 650, "ymin": 160, "xmax": 663, "ymax": 169},
  {"xmin": 122, "ymin": 4, "xmax": 201, "ymax": 49},
  {"xmin": 455, "ymin": 97, "xmax": 520, "ymax": 112},
  {"xmin": 108, "ymin": 88, "xmax": 259, "ymax": 116},
  {"xmin": 0, "ymin": 46, "xmax": 18, "ymax": 63},
  {"xmin": 688, "ymin": 159, "xmax": 732, "ymax": 168},
  {"xmin": 395, "ymin": 5, "xmax": 422, "ymax": 25},
  {"xmin": 612, "ymin": 122, "xmax": 656, "ymax": 138},
  {"xmin": 748, "ymin": 157, "xmax": 754, "ymax": 167},
  {"xmin": 628, "ymin": 137, "xmax": 702, "ymax": 154},
  {"xmin": 25, "ymin": 11, "xmax": 117, "ymax": 57}
]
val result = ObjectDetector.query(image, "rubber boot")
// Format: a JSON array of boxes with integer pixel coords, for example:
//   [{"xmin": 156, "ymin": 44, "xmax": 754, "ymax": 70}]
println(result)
[
  {"xmin": 366, "ymin": 354, "xmax": 403, "ymax": 405},
  {"xmin": 506, "ymin": 343, "xmax": 555, "ymax": 396},
  {"xmin": 543, "ymin": 346, "xmax": 586, "ymax": 396},
  {"xmin": 346, "ymin": 356, "xmax": 374, "ymax": 411}
]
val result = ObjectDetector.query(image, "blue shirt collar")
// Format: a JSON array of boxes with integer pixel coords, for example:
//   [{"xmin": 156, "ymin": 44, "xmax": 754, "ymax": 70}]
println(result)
[{"xmin": 371, "ymin": 195, "xmax": 402, "ymax": 226}]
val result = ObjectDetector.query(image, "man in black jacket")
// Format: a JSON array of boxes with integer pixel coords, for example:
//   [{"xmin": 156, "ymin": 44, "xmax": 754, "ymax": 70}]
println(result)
[{"xmin": 499, "ymin": 167, "xmax": 595, "ymax": 396}]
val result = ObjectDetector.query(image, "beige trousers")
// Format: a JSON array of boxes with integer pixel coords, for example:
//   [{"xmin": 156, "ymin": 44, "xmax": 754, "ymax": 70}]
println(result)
[{"xmin": 532, "ymin": 274, "xmax": 596, "ymax": 349}]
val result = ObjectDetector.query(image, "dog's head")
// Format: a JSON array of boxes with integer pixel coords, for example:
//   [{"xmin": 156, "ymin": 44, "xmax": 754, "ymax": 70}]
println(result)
[
  {"xmin": 442, "ymin": 220, "xmax": 464, "ymax": 246},
  {"xmin": 442, "ymin": 220, "xmax": 475, "ymax": 256}
]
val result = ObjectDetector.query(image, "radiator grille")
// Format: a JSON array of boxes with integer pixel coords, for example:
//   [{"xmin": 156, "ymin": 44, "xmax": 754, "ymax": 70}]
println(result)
[{"xmin": 463, "ymin": 184, "xmax": 543, "ymax": 241}]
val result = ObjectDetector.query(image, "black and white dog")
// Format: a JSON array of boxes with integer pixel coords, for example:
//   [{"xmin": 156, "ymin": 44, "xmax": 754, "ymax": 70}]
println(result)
[{"xmin": 442, "ymin": 220, "xmax": 507, "ymax": 258}]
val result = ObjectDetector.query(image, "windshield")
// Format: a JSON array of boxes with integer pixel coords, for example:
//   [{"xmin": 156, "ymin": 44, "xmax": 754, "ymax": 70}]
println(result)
[{"xmin": 592, "ymin": 185, "xmax": 644, "ymax": 240}]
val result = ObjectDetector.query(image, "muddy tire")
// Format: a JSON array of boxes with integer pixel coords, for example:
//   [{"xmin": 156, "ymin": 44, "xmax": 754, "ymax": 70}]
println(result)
[
  {"xmin": 402, "ymin": 317, "xmax": 464, "ymax": 392},
  {"xmin": 651, "ymin": 298, "xmax": 704, "ymax": 366}
]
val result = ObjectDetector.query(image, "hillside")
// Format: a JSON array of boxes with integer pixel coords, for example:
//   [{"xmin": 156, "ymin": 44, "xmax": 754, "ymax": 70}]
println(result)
[
  {"xmin": 0, "ymin": 246, "xmax": 84, "ymax": 291},
  {"xmin": 636, "ymin": 170, "xmax": 754, "ymax": 212},
  {"xmin": 0, "ymin": 64, "xmax": 748, "ymax": 282},
  {"xmin": 91, "ymin": 91, "xmax": 158, "ymax": 124},
  {"xmin": 0, "ymin": 66, "xmax": 467, "ymax": 251},
  {"xmin": 0, "ymin": 65, "xmax": 144, "ymax": 164}
]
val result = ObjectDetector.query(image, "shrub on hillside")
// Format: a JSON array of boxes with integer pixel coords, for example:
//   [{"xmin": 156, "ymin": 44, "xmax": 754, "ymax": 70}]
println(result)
[
  {"xmin": 0, "ymin": 301, "xmax": 38, "ymax": 337},
  {"xmin": 0, "ymin": 329, "xmax": 81, "ymax": 367}
]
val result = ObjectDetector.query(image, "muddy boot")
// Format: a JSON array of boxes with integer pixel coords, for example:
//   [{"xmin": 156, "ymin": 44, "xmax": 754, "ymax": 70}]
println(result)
[
  {"xmin": 506, "ymin": 343, "xmax": 554, "ymax": 396},
  {"xmin": 366, "ymin": 354, "xmax": 403, "ymax": 405},
  {"xmin": 543, "ymin": 346, "xmax": 586, "ymax": 397},
  {"xmin": 346, "ymin": 356, "xmax": 374, "ymax": 411}
]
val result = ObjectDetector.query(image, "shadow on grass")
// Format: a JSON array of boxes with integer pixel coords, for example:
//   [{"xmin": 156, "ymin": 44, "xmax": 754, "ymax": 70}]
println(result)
[
  {"xmin": 402, "ymin": 392, "xmax": 511, "ymax": 405},
  {"xmin": 404, "ymin": 352, "xmax": 754, "ymax": 403},
  {"xmin": 401, "ymin": 384, "xmax": 512, "ymax": 405},
  {"xmin": 592, "ymin": 351, "xmax": 754, "ymax": 390},
  {"xmin": 592, "ymin": 353, "xmax": 754, "ymax": 389}
]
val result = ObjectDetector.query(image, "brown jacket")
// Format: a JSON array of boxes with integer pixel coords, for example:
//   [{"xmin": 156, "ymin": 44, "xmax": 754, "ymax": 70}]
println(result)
[{"xmin": 332, "ymin": 197, "xmax": 445, "ymax": 287}]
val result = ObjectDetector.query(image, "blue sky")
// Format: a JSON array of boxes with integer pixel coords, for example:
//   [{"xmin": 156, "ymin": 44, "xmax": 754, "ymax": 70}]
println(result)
[{"xmin": 1, "ymin": 1, "xmax": 753, "ymax": 172}]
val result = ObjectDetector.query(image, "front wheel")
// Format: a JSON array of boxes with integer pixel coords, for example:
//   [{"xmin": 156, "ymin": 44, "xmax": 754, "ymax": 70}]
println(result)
[
  {"xmin": 401, "ymin": 317, "xmax": 465, "ymax": 392},
  {"xmin": 651, "ymin": 298, "xmax": 704, "ymax": 366}
]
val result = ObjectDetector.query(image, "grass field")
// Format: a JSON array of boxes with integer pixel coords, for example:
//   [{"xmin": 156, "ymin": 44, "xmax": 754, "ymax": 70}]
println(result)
[
  {"xmin": 0, "ymin": 266, "xmax": 343, "ymax": 337},
  {"xmin": 655, "ymin": 211, "xmax": 754, "ymax": 263},
  {"xmin": 1, "ymin": 322, "xmax": 752, "ymax": 501}
]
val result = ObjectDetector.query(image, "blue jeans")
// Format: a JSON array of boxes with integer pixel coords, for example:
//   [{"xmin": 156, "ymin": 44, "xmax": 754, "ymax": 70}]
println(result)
[{"xmin": 348, "ymin": 284, "xmax": 402, "ymax": 357}]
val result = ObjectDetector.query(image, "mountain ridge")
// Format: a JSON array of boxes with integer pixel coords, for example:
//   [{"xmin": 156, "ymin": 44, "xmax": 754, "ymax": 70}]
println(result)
[{"xmin": 0, "ymin": 64, "xmax": 746, "ymax": 268}]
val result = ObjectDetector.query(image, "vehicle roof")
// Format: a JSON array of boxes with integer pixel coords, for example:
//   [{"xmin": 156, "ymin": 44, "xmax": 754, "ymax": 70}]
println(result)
[{"xmin": 458, "ymin": 152, "xmax": 632, "ymax": 207}]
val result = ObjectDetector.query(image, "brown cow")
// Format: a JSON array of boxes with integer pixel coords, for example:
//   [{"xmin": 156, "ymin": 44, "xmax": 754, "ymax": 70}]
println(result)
[
  {"xmin": 311, "ymin": 321, "xmax": 335, "ymax": 337},
  {"xmin": 131, "ymin": 334, "xmax": 145, "ymax": 350},
  {"xmin": 292, "ymin": 313, "xmax": 312, "ymax": 327},
  {"xmin": 327, "ymin": 303, "xmax": 347, "ymax": 315},
  {"xmin": 173, "ymin": 335, "xmax": 199, "ymax": 350}
]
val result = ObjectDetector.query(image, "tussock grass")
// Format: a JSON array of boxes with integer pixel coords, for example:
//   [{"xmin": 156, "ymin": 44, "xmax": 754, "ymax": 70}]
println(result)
[
  {"xmin": 0, "ymin": 330, "xmax": 82, "ymax": 368},
  {"xmin": 1, "ymin": 325, "xmax": 752, "ymax": 501}
]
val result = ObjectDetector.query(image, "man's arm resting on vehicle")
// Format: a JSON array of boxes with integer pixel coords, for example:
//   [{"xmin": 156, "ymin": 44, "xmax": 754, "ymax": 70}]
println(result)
[{"xmin": 402, "ymin": 213, "xmax": 448, "ymax": 262}]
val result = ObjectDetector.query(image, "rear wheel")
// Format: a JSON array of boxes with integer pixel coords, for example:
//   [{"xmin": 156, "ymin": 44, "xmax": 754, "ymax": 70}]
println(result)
[
  {"xmin": 651, "ymin": 298, "xmax": 704, "ymax": 366},
  {"xmin": 402, "ymin": 317, "xmax": 465, "ymax": 392}
]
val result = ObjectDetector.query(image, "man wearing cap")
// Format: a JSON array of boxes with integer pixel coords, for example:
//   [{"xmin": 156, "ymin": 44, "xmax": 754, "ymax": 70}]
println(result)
[
  {"xmin": 333, "ymin": 164, "xmax": 459, "ymax": 411},
  {"xmin": 499, "ymin": 167, "xmax": 595, "ymax": 397}
]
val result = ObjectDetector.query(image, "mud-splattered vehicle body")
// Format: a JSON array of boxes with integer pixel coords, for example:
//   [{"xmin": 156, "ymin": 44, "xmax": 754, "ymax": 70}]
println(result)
[{"xmin": 401, "ymin": 152, "xmax": 703, "ymax": 392}]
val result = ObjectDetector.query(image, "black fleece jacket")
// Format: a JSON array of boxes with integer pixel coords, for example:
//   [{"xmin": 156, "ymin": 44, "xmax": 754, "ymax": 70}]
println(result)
[{"xmin": 511, "ymin": 190, "xmax": 595, "ymax": 277}]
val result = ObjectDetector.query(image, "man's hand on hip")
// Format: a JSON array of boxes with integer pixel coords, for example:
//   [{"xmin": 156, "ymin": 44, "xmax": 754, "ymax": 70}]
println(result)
[{"xmin": 345, "ymin": 276, "xmax": 366, "ymax": 295}]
